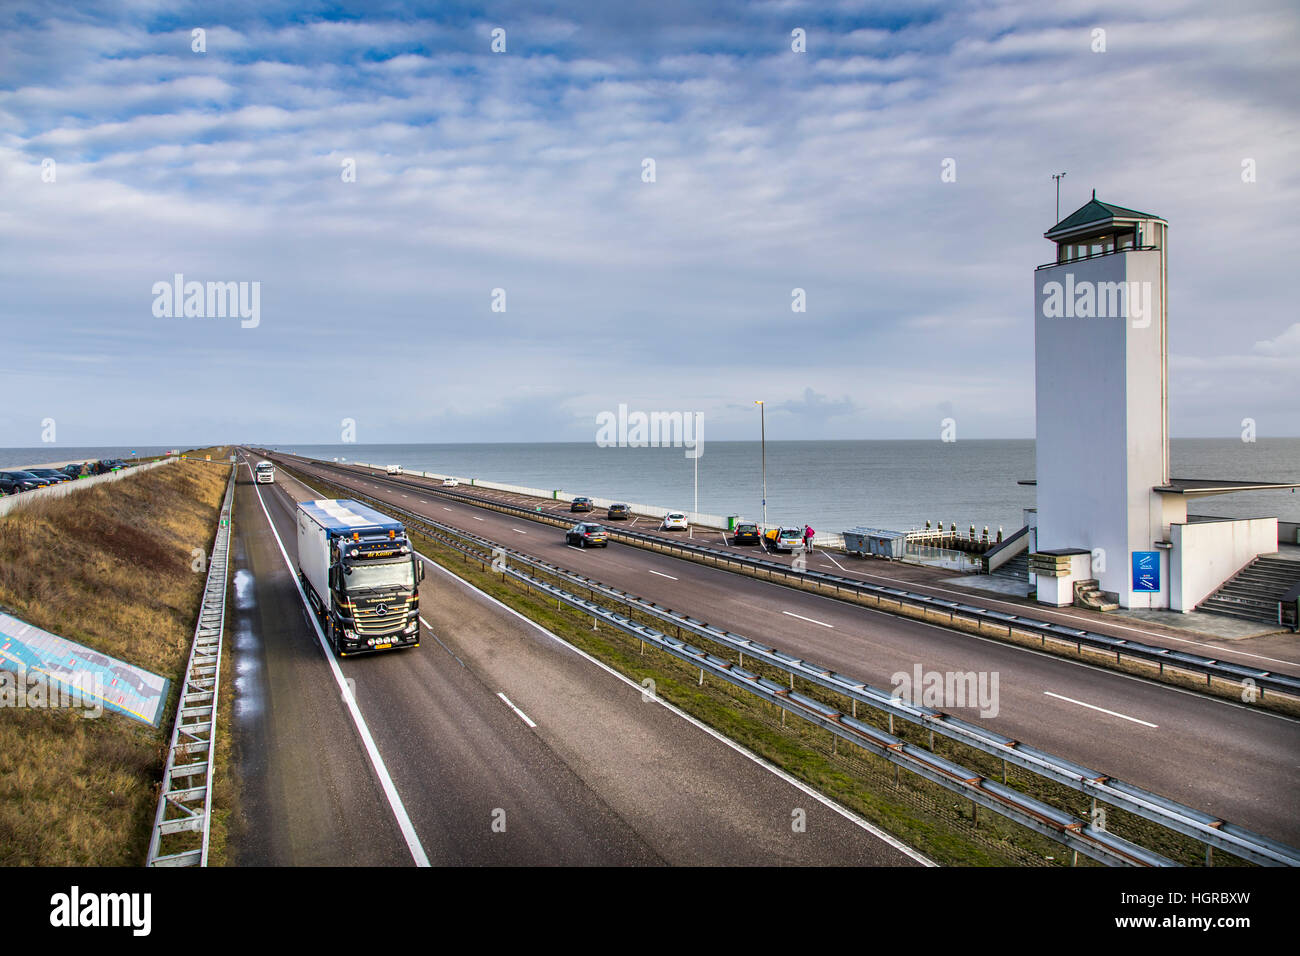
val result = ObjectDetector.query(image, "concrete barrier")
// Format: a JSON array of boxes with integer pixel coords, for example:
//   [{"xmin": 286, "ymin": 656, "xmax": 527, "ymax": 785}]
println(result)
[{"xmin": 0, "ymin": 458, "xmax": 177, "ymax": 517}]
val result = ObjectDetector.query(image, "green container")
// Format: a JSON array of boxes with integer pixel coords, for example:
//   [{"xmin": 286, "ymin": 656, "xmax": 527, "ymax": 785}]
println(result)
[{"xmin": 727, "ymin": 515, "xmax": 741, "ymax": 531}]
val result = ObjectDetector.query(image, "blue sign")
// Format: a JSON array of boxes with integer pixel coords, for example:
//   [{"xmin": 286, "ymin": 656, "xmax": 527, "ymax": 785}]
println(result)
[{"xmin": 1132, "ymin": 551, "xmax": 1161, "ymax": 592}]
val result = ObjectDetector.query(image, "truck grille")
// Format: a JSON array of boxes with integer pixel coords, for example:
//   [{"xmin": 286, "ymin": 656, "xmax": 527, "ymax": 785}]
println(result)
[{"xmin": 353, "ymin": 598, "xmax": 410, "ymax": 634}]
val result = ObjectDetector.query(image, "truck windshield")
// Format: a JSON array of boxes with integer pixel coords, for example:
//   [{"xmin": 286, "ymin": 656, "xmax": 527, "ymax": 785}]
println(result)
[{"xmin": 345, "ymin": 559, "xmax": 414, "ymax": 590}]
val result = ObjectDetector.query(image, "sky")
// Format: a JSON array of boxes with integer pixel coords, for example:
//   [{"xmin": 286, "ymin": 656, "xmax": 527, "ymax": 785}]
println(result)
[{"xmin": 1, "ymin": 0, "xmax": 1297, "ymax": 446}]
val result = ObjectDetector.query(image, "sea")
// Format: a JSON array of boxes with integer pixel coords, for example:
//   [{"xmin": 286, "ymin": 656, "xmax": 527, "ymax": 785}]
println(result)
[{"xmin": 4, "ymin": 439, "xmax": 1296, "ymax": 534}]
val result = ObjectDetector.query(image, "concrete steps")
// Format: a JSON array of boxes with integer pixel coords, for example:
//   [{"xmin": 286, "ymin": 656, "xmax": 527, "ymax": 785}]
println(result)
[
  {"xmin": 991, "ymin": 551, "xmax": 1029, "ymax": 581},
  {"xmin": 1197, "ymin": 556, "xmax": 1300, "ymax": 624},
  {"xmin": 1073, "ymin": 578, "xmax": 1119, "ymax": 612}
]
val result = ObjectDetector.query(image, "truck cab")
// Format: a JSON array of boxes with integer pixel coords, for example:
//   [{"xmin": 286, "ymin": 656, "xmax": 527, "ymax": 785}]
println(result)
[
  {"xmin": 254, "ymin": 460, "xmax": 274, "ymax": 483},
  {"xmin": 296, "ymin": 499, "xmax": 425, "ymax": 656}
]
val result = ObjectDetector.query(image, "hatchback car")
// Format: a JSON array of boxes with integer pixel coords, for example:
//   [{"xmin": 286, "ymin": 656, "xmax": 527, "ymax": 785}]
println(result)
[
  {"xmin": 566, "ymin": 522, "xmax": 608, "ymax": 548},
  {"xmin": 661, "ymin": 512, "xmax": 689, "ymax": 531},
  {"xmin": 606, "ymin": 503, "xmax": 630, "ymax": 520},
  {"xmin": 0, "ymin": 471, "xmax": 52, "ymax": 491},
  {"xmin": 25, "ymin": 468, "xmax": 73, "ymax": 483},
  {"xmin": 60, "ymin": 463, "xmax": 87, "ymax": 478},
  {"xmin": 570, "ymin": 496, "xmax": 594, "ymax": 513},
  {"xmin": 731, "ymin": 521, "xmax": 761, "ymax": 545},
  {"xmin": 764, "ymin": 526, "xmax": 805, "ymax": 553}
]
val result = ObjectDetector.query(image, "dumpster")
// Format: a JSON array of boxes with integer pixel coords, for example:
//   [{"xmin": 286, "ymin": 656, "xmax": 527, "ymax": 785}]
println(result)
[
  {"xmin": 727, "ymin": 515, "xmax": 743, "ymax": 532},
  {"xmin": 842, "ymin": 527, "xmax": 906, "ymax": 560}
]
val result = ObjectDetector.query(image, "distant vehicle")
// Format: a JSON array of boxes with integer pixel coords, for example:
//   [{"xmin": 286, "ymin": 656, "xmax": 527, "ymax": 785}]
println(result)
[
  {"xmin": 0, "ymin": 471, "xmax": 51, "ymax": 491},
  {"xmin": 92, "ymin": 459, "xmax": 126, "ymax": 475},
  {"xmin": 661, "ymin": 512, "xmax": 689, "ymax": 531},
  {"xmin": 386, "ymin": 464, "xmax": 403, "ymax": 475},
  {"xmin": 25, "ymin": 468, "xmax": 74, "ymax": 483},
  {"xmin": 764, "ymin": 526, "xmax": 805, "ymax": 553},
  {"xmin": 296, "ymin": 498, "xmax": 424, "ymax": 656},
  {"xmin": 731, "ymin": 521, "xmax": 761, "ymax": 545},
  {"xmin": 441, "ymin": 478, "xmax": 459, "ymax": 487},
  {"xmin": 60, "ymin": 463, "xmax": 88, "ymax": 478},
  {"xmin": 570, "ymin": 496, "xmax": 594, "ymax": 513},
  {"xmin": 254, "ymin": 461, "xmax": 275, "ymax": 484},
  {"xmin": 606, "ymin": 503, "xmax": 630, "ymax": 520},
  {"xmin": 566, "ymin": 522, "xmax": 608, "ymax": 548}
]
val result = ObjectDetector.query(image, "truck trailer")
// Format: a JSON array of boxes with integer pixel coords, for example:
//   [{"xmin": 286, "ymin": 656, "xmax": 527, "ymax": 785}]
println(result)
[{"xmin": 296, "ymin": 498, "xmax": 425, "ymax": 656}]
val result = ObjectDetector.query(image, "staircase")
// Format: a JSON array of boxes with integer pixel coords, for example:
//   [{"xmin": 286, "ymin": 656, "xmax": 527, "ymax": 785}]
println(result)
[
  {"xmin": 991, "ymin": 551, "xmax": 1029, "ymax": 581},
  {"xmin": 1073, "ymin": 578, "xmax": 1119, "ymax": 612},
  {"xmin": 1197, "ymin": 556, "xmax": 1300, "ymax": 625}
]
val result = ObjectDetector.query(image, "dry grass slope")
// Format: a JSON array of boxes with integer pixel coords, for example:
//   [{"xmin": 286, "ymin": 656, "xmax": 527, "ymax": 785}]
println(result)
[{"xmin": 0, "ymin": 460, "xmax": 229, "ymax": 865}]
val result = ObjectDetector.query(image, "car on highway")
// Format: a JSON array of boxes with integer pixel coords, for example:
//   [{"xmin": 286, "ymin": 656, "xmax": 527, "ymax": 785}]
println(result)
[
  {"xmin": 764, "ymin": 526, "xmax": 805, "ymax": 553},
  {"xmin": 0, "ymin": 471, "xmax": 53, "ymax": 492},
  {"xmin": 731, "ymin": 521, "xmax": 761, "ymax": 545},
  {"xmin": 606, "ymin": 503, "xmax": 630, "ymax": 520},
  {"xmin": 570, "ymin": 496, "xmax": 594, "ymax": 513},
  {"xmin": 566, "ymin": 522, "xmax": 608, "ymax": 548},
  {"xmin": 25, "ymin": 468, "xmax": 74, "ymax": 483},
  {"xmin": 441, "ymin": 478, "xmax": 459, "ymax": 487},
  {"xmin": 661, "ymin": 512, "xmax": 689, "ymax": 531},
  {"xmin": 386, "ymin": 464, "xmax": 403, "ymax": 475}
]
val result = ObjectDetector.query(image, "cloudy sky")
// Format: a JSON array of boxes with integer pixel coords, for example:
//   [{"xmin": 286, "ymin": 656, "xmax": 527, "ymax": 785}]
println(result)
[{"xmin": 1, "ymin": 0, "xmax": 1297, "ymax": 446}]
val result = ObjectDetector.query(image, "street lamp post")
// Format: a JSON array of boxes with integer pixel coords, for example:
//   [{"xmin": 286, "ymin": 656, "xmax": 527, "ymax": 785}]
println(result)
[{"xmin": 760, "ymin": 406, "xmax": 766, "ymax": 528}]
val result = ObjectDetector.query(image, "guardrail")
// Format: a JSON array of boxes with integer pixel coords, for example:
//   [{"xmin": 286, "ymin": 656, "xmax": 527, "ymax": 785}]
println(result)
[
  {"xmin": 296, "ymin": 457, "xmax": 1300, "ymax": 702},
  {"xmin": 146, "ymin": 468, "xmax": 234, "ymax": 867},
  {"xmin": 286, "ymin": 461, "xmax": 1300, "ymax": 868},
  {"xmin": 0, "ymin": 458, "xmax": 176, "ymax": 517}
]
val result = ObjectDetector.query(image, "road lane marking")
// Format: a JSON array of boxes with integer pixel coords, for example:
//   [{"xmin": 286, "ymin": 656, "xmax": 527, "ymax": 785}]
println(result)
[
  {"xmin": 414, "ymin": 552, "xmax": 932, "ymax": 866},
  {"xmin": 247, "ymin": 467, "xmax": 430, "ymax": 867},
  {"xmin": 567, "ymin": 545, "xmax": 585, "ymax": 552},
  {"xmin": 822, "ymin": 552, "xmax": 850, "ymax": 573},
  {"xmin": 472, "ymin": 516, "xmax": 484, "ymax": 521},
  {"xmin": 782, "ymin": 610, "xmax": 834, "ymax": 628},
  {"xmin": 648, "ymin": 569, "xmax": 678, "ymax": 580},
  {"xmin": 1043, "ymin": 691, "xmax": 1157, "ymax": 728},
  {"xmin": 443, "ymin": 508, "xmax": 452, "ymax": 512},
  {"xmin": 497, "ymin": 692, "xmax": 537, "ymax": 728},
  {"xmin": 512, "ymin": 528, "xmax": 528, "ymax": 534}
]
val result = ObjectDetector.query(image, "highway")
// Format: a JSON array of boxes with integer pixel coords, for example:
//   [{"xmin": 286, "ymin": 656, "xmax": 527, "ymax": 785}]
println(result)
[
  {"xmin": 228, "ymin": 452, "xmax": 923, "ymax": 866},
  {"xmin": 268, "ymin": 452, "xmax": 1300, "ymax": 847}
]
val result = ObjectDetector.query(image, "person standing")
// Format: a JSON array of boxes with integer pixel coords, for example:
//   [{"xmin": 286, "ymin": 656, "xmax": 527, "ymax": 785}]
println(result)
[{"xmin": 803, "ymin": 524, "xmax": 815, "ymax": 553}]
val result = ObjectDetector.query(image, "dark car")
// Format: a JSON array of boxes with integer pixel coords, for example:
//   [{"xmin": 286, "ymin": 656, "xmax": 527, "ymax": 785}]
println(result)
[
  {"xmin": 25, "ymin": 468, "xmax": 74, "ymax": 483},
  {"xmin": 570, "ymin": 496, "xmax": 594, "ymax": 513},
  {"xmin": 731, "ymin": 521, "xmax": 761, "ymax": 545},
  {"xmin": 60, "ymin": 463, "xmax": 87, "ymax": 478},
  {"xmin": 92, "ymin": 459, "xmax": 126, "ymax": 475},
  {"xmin": 0, "ymin": 471, "xmax": 52, "ymax": 492},
  {"xmin": 565, "ymin": 522, "xmax": 608, "ymax": 548},
  {"xmin": 606, "ymin": 503, "xmax": 630, "ymax": 520}
]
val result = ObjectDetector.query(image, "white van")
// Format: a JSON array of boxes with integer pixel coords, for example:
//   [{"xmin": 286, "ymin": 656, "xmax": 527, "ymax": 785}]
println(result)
[{"xmin": 386, "ymin": 464, "xmax": 403, "ymax": 475}]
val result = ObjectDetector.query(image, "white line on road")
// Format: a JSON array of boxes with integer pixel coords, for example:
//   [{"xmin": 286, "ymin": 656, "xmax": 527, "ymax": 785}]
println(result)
[
  {"xmin": 247, "ymin": 467, "xmax": 430, "ymax": 867},
  {"xmin": 497, "ymin": 692, "xmax": 537, "ymax": 728},
  {"xmin": 782, "ymin": 610, "xmax": 834, "ymax": 628},
  {"xmin": 821, "ymin": 551, "xmax": 850, "ymax": 573},
  {"xmin": 648, "ymin": 569, "xmax": 678, "ymax": 580},
  {"xmin": 1043, "ymin": 691, "xmax": 1157, "ymax": 728},
  {"xmin": 473, "ymin": 516, "xmax": 484, "ymax": 521},
  {"xmin": 566, "ymin": 546, "xmax": 585, "ymax": 552},
  {"xmin": 512, "ymin": 528, "xmax": 528, "ymax": 534},
  {"xmin": 443, "ymin": 508, "xmax": 452, "ymax": 512}
]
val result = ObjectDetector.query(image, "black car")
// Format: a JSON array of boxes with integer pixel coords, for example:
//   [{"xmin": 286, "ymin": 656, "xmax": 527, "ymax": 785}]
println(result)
[
  {"xmin": 606, "ymin": 503, "xmax": 630, "ymax": 520},
  {"xmin": 25, "ymin": 468, "xmax": 74, "ymax": 483},
  {"xmin": 570, "ymin": 496, "xmax": 594, "ymax": 513},
  {"xmin": 565, "ymin": 522, "xmax": 608, "ymax": 547},
  {"xmin": 92, "ymin": 459, "xmax": 126, "ymax": 475},
  {"xmin": 0, "ymin": 471, "xmax": 52, "ymax": 492},
  {"xmin": 60, "ymin": 463, "xmax": 87, "ymax": 478},
  {"xmin": 731, "ymin": 521, "xmax": 761, "ymax": 545}
]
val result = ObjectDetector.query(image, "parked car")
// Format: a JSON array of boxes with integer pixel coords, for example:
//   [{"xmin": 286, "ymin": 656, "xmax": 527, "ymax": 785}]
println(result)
[
  {"xmin": 661, "ymin": 512, "xmax": 689, "ymax": 531},
  {"xmin": 764, "ymin": 526, "xmax": 805, "ymax": 553},
  {"xmin": 92, "ymin": 459, "xmax": 126, "ymax": 475},
  {"xmin": 570, "ymin": 496, "xmax": 594, "ymax": 513},
  {"xmin": 565, "ymin": 522, "xmax": 608, "ymax": 548},
  {"xmin": 60, "ymin": 463, "xmax": 88, "ymax": 478},
  {"xmin": 441, "ymin": 478, "xmax": 459, "ymax": 487},
  {"xmin": 0, "ymin": 471, "xmax": 52, "ymax": 492},
  {"xmin": 606, "ymin": 503, "xmax": 630, "ymax": 520},
  {"xmin": 24, "ymin": 468, "xmax": 73, "ymax": 483},
  {"xmin": 731, "ymin": 521, "xmax": 761, "ymax": 545}
]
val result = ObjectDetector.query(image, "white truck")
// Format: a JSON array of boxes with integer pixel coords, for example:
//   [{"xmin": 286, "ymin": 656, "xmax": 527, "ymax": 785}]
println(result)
[
  {"xmin": 254, "ymin": 460, "xmax": 274, "ymax": 484},
  {"xmin": 385, "ymin": 464, "xmax": 403, "ymax": 475},
  {"xmin": 296, "ymin": 498, "xmax": 424, "ymax": 656}
]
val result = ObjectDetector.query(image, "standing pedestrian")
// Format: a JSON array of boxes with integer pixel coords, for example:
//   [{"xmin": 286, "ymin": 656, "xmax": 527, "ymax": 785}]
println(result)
[{"xmin": 804, "ymin": 524, "xmax": 815, "ymax": 553}]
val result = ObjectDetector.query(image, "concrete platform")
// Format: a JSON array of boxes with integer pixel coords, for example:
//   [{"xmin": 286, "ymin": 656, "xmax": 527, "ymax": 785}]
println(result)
[
  {"xmin": 947, "ymin": 574, "xmax": 1033, "ymax": 598},
  {"xmin": 1113, "ymin": 607, "xmax": 1290, "ymax": 641}
]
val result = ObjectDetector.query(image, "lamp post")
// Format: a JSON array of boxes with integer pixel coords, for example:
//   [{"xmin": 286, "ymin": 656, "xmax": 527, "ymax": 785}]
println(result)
[
  {"xmin": 1052, "ymin": 171, "xmax": 1066, "ymax": 222},
  {"xmin": 755, "ymin": 400, "xmax": 766, "ymax": 529}
]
